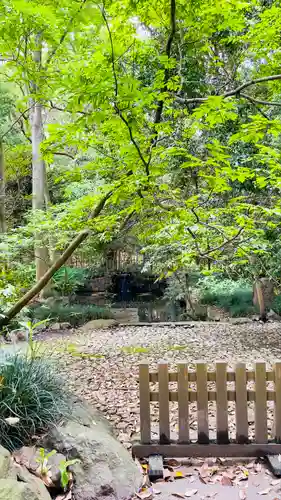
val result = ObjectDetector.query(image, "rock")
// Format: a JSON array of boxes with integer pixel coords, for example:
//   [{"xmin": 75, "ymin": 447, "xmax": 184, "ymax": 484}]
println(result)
[
  {"xmin": 80, "ymin": 319, "xmax": 117, "ymax": 332},
  {"xmin": 13, "ymin": 446, "xmax": 66, "ymax": 488},
  {"xmin": 49, "ymin": 322, "xmax": 61, "ymax": 331},
  {"xmin": 0, "ymin": 445, "xmax": 16, "ymax": 479},
  {"xmin": 0, "ymin": 475, "xmax": 51, "ymax": 500},
  {"xmin": 268, "ymin": 309, "xmax": 281, "ymax": 321},
  {"xmin": 60, "ymin": 322, "xmax": 72, "ymax": 330},
  {"xmin": 14, "ymin": 465, "xmax": 52, "ymax": 499},
  {"xmin": 0, "ymin": 446, "xmax": 51, "ymax": 500},
  {"xmin": 43, "ymin": 400, "xmax": 142, "ymax": 500}
]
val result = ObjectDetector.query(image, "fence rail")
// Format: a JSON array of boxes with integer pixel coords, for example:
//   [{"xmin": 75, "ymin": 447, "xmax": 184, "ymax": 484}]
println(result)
[{"xmin": 132, "ymin": 361, "xmax": 281, "ymax": 458}]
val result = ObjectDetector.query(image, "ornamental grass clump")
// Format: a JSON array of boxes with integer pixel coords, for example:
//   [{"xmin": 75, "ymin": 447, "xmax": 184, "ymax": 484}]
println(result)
[{"xmin": 0, "ymin": 351, "xmax": 70, "ymax": 450}]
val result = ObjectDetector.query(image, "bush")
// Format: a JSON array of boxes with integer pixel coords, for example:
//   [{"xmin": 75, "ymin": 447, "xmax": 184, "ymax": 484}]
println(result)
[
  {"xmin": 199, "ymin": 277, "xmax": 255, "ymax": 317},
  {"xmin": 272, "ymin": 295, "xmax": 281, "ymax": 315},
  {"xmin": 27, "ymin": 302, "xmax": 112, "ymax": 327},
  {"xmin": 0, "ymin": 352, "xmax": 70, "ymax": 450},
  {"xmin": 52, "ymin": 266, "xmax": 91, "ymax": 296}
]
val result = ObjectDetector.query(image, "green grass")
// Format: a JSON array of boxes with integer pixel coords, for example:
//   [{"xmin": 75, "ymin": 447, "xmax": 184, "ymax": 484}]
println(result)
[{"xmin": 0, "ymin": 352, "xmax": 70, "ymax": 450}]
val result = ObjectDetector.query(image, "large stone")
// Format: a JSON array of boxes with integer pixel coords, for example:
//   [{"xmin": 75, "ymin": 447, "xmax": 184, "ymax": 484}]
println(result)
[
  {"xmin": 43, "ymin": 400, "xmax": 142, "ymax": 500},
  {"xmin": 0, "ymin": 446, "xmax": 51, "ymax": 500},
  {"xmin": 0, "ymin": 476, "xmax": 51, "ymax": 500},
  {"xmin": 13, "ymin": 446, "xmax": 66, "ymax": 488},
  {"xmin": 0, "ymin": 445, "xmax": 16, "ymax": 479}
]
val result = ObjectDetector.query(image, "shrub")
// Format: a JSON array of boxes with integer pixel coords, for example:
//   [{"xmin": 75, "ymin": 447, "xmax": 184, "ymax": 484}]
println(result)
[
  {"xmin": 199, "ymin": 277, "xmax": 255, "ymax": 317},
  {"xmin": 272, "ymin": 295, "xmax": 281, "ymax": 315},
  {"xmin": 27, "ymin": 303, "xmax": 112, "ymax": 327},
  {"xmin": 0, "ymin": 352, "xmax": 70, "ymax": 450},
  {"xmin": 52, "ymin": 266, "xmax": 91, "ymax": 296}
]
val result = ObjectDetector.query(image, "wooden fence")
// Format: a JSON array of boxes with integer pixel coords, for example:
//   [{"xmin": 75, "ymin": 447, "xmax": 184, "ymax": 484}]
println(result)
[{"xmin": 132, "ymin": 361, "xmax": 281, "ymax": 458}]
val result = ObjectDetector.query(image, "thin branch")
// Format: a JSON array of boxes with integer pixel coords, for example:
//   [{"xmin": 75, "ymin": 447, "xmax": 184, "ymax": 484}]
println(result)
[
  {"xmin": 240, "ymin": 93, "xmax": 269, "ymax": 120},
  {"xmin": 0, "ymin": 105, "xmax": 34, "ymax": 141},
  {"xmin": 46, "ymin": 0, "xmax": 88, "ymax": 66},
  {"xmin": 177, "ymin": 74, "xmax": 281, "ymax": 105},
  {"xmin": 201, "ymin": 227, "xmax": 244, "ymax": 256},
  {"xmin": 101, "ymin": 6, "xmax": 150, "ymax": 176},
  {"xmin": 154, "ymin": 0, "xmax": 176, "ymax": 126},
  {"xmin": 53, "ymin": 151, "xmax": 75, "ymax": 160},
  {"xmin": 240, "ymin": 93, "xmax": 281, "ymax": 107}
]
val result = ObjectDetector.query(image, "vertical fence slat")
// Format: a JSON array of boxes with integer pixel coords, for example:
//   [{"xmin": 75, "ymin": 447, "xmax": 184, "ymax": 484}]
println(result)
[
  {"xmin": 196, "ymin": 362, "xmax": 209, "ymax": 444},
  {"xmin": 235, "ymin": 363, "xmax": 248, "ymax": 443},
  {"xmin": 178, "ymin": 363, "xmax": 189, "ymax": 443},
  {"xmin": 158, "ymin": 361, "xmax": 170, "ymax": 444},
  {"xmin": 216, "ymin": 362, "xmax": 229, "ymax": 444},
  {"xmin": 255, "ymin": 361, "xmax": 267, "ymax": 444},
  {"xmin": 139, "ymin": 362, "xmax": 151, "ymax": 444},
  {"xmin": 274, "ymin": 362, "xmax": 281, "ymax": 442}
]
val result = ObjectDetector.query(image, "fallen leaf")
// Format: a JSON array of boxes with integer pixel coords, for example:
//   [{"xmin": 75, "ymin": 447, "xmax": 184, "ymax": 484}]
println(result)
[
  {"xmin": 199, "ymin": 462, "xmax": 209, "ymax": 479},
  {"xmin": 164, "ymin": 469, "xmax": 173, "ymax": 481},
  {"xmin": 188, "ymin": 476, "xmax": 196, "ymax": 483},
  {"xmin": 152, "ymin": 488, "xmax": 161, "ymax": 495},
  {"xmin": 174, "ymin": 471, "xmax": 184, "ymax": 479},
  {"xmin": 172, "ymin": 494, "xmax": 185, "ymax": 499},
  {"xmin": 142, "ymin": 465, "xmax": 148, "ymax": 472},
  {"xmin": 5, "ymin": 417, "xmax": 20, "ymax": 426},
  {"xmin": 239, "ymin": 489, "xmax": 247, "ymax": 499},
  {"xmin": 206, "ymin": 494, "xmax": 217, "ymax": 499},
  {"xmin": 185, "ymin": 489, "xmax": 198, "ymax": 497},
  {"xmin": 271, "ymin": 479, "xmax": 281, "ymax": 486},
  {"xmin": 221, "ymin": 474, "xmax": 232, "ymax": 486},
  {"xmin": 166, "ymin": 459, "xmax": 180, "ymax": 468},
  {"xmin": 136, "ymin": 489, "xmax": 153, "ymax": 500},
  {"xmin": 258, "ymin": 488, "xmax": 271, "ymax": 495}
]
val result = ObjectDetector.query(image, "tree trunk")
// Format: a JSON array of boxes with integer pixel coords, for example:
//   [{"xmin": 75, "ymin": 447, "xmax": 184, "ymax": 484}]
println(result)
[
  {"xmin": 0, "ymin": 142, "xmax": 6, "ymax": 233},
  {"xmin": 0, "ymin": 189, "xmax": 114, "ymax": 325},
  {"xmin": 0, "ymin": 229, "xmax": 90, "ymax": 326},
  {"xmin": 32, "ymin": 38, "xmax": 50, "ymax": 287}
]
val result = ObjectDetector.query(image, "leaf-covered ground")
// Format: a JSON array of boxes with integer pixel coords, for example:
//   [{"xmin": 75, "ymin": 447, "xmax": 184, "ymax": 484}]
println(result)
[{"xmin": 47, "ymin": 322, "xmax": 281, "ymax": 448}]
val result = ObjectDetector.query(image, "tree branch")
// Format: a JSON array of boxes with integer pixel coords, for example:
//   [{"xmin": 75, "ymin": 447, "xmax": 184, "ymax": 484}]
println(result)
[
  {"xmin": 45, "ymin": 0, "xmax": 88, "ymax": 66},
  {"xmin": 153, "ymin": 0, "xmax": 176, "ymax": 127},
  {"xmin": 177, "ymin": 74, "xmax": 281, "ymax": 105},
  {"xmin": 101, "ymin": 6, "xmax": 150, "ymax": 176},
  {"xmin": 0, "ymin": 105, "xmax": 34, "ymax": 141}
]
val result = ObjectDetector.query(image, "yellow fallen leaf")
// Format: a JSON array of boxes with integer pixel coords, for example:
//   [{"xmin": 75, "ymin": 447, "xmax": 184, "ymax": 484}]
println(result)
[
  {"xmin": 142, "ymin": 464, "xmax": 148, "ymax": 471},
  {"xmin": 175, "ymin": 471, "xmax": 184, "ymax": 479}
]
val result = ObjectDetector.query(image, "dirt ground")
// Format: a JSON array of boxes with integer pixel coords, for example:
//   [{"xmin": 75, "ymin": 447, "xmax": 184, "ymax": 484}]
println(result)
[{"xmin": 42, "ymin": 321, "xmax": 281, "ymax": 499}]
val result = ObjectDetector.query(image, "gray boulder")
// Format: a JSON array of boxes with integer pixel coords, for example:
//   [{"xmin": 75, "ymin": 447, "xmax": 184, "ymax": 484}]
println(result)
[
  {"xmin": 43, "ymin": 400, "xmax": 142, "ymax": 500},
  {"xmin": 0, "ymin": 446, "xmax": 51, "ymax": 500}
]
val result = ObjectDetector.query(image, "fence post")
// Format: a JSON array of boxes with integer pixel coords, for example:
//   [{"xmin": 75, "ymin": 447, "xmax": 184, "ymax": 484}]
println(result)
[
  {"xmin": 196, "ymin": 362, "xmax": 209, "ymax": 444},
  {"xmin": 178, "ymin": 363, "xmax": 189, "ymax": 443},
  {"xmin": 139, "ymin": 362, "xmax": 151, "ymax": 444},
  {"xmin": 158, "ymin": 361, "xmax": 170, "ymax": 444},
  {"xmin": 274, "ymin": 362, "xmax": 281, "ymax": 443},
  {"xmin": 216, "ymin": 362, "xmax": 229, "ymax": 444},
  {"xmin": 235, "ymin": 363, "xmax": 248, "ymax": 444},
  {"xmin": 255, "ymin": 361, "xmax": 267, "ymax": 443}
]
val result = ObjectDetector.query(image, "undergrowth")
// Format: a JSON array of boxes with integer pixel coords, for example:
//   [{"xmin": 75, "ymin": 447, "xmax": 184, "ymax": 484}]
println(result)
[
  {"xmin": 27, "ymin": 302, "xmax": 112, "ymax": 327},
  {"xmin": 199, "ymin": 277, "xmax": 255, "ymax": 317},
  {"xmin": 0, "ymin": 352, "xmax": 70, "ymax": 450}
]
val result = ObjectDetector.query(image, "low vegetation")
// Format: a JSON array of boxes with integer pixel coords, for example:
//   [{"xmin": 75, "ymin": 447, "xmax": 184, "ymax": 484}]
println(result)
[
  {"xmin": 27, "ymin": 302, "xmax": 112, "ymax": 327},
  {"xmin": 0, "ymin": 352, "xmax": 70, "ymax": 450}
]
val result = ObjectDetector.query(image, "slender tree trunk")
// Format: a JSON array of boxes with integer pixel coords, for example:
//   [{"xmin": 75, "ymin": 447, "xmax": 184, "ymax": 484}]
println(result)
[
  {"xmin": 1, "ymin": 229, "xmax": 90, "ymax": 325},
  {"xmin": 0, "ymin": 190, "xmax": 113, "ymax": 325},
  {"xmin": 0, "ymin": 142, "xmax": 6, "ymax": 233},
  {"xmin": 31, "ymin": 37, "xmax": 50, "ymax": 286}
]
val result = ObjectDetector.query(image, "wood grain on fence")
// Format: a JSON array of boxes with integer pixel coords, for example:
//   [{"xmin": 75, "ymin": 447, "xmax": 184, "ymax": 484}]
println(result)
[{"xmin": 136, "ymin": 361, "xmax": 281, "ymax": 458}]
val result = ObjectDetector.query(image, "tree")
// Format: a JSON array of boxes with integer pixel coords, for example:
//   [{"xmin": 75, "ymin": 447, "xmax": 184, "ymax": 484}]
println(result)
[{"xmin": 2, "ymin": 0, "xmax": 281, "ymax": 324}]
